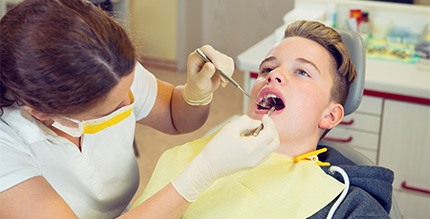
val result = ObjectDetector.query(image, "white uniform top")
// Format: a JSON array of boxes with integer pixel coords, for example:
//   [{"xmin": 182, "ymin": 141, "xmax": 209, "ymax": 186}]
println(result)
[{"xmin": 0, "ymin": 62, "xmax": 157, "ymax": 218}]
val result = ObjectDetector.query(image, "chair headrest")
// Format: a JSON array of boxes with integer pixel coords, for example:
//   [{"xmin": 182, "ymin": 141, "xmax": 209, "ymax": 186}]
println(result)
[{"xmin": 337, "ymin": 29, "xmax": 366, "ymax": 115}]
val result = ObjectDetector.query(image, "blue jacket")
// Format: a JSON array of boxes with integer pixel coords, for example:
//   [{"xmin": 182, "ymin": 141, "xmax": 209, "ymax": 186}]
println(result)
[{"xmin": 309, "ymin": 145, "xmax": 394, "ymax": 218}]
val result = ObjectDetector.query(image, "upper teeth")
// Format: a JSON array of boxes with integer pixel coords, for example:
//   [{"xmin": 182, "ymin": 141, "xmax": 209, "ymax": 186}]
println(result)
[{"xmin": 264, "ymin": 94, "xmax": 278, "ymax": 99}]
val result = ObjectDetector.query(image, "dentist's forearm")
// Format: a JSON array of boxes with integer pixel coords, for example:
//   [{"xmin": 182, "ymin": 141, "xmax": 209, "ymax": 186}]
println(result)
[{"xmin": 171, "ymin": 86, "xmax": 210, "ymax": 133}]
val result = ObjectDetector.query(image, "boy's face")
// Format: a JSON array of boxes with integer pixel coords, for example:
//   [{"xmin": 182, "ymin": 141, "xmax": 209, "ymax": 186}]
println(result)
[{"xmin": 248, "ymin": 36, "xmax": 339, "ymax": 144}]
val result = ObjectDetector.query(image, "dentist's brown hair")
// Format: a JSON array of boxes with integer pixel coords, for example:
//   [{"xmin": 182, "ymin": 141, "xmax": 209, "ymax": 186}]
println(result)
[{"xmin": 0, "ymin": 0, "xmax": 136, "ymax": 116}]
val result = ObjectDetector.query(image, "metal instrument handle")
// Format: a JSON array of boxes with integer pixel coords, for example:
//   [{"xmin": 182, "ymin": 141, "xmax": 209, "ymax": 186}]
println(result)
[
  {"xmin": 195, "ymin": 49, "xmax": 259, "ymax": 105},
  {"xmin": 241, "ymin": 107, "xmax": 275, "ymax": 137}
]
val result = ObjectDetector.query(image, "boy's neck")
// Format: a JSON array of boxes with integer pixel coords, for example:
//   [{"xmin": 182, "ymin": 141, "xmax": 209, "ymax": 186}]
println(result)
[{"xmin": 276, "ymin": 139, "xmax": 319, "ymax": 157}]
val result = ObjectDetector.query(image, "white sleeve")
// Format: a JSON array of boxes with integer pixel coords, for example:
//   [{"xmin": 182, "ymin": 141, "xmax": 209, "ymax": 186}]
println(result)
[
  {"xmin": 130, "ymin": 62, "xmax": 158, "ymax": 121},
  {"xmin": 0, "ymin": 126, "xmax": 41, "ymax": 192}
]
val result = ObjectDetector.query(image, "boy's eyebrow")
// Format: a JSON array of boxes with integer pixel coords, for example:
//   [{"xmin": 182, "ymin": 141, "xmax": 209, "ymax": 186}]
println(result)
[
  {"xmin": 296, "ymin": 57, "xmax": 320, "ymax": 74},
  {"xmin": 259, "ymin": 56, "xmax": 277, "ymax": 69}
]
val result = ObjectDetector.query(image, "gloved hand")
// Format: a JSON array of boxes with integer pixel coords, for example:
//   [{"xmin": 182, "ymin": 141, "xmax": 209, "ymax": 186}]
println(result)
[
  {"xmin": 172, "ymin": 114, "xmax": 280, "ymax": 202},
  {"xmin": 182, "ymin": 45, "xmax": 234, "ymax": 106}
]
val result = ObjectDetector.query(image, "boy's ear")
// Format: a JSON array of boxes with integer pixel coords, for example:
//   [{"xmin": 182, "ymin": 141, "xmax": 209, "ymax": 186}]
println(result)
[
  {"xmin": 319, "ymin": 103, "xmax": 344, "ymax": 130},
  {"xmin": 22, "ymin": 106, "xmax": 51, "ymax": 121}
]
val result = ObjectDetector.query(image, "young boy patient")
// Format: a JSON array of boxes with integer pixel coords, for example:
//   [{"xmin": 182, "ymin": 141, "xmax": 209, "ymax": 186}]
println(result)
[{"xmin": 134, "ymin": 20, "xmax": 393, "ymax": 218}]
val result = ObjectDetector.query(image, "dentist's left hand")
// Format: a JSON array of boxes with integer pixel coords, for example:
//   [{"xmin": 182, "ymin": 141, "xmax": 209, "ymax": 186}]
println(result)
[
  {"xmin": 172, "ymin": 115, "xmax": 280, "ymax": 202},
  {"xmin": 182, "ymin": 45, "xmax": 234, "ymax": 106}
]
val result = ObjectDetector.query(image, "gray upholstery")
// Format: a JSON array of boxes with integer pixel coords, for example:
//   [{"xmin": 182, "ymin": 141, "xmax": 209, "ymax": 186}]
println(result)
[
  {"xmin": 337, "ymin": 29, "xmax": 366, "ymax": 116},
  {"xmin": 326, "ymin": 29, "xmax": 401, "ymax": 219},
  {"xmin": 321, "ymin": 141, "xmax": 401, "ymax": 219}
]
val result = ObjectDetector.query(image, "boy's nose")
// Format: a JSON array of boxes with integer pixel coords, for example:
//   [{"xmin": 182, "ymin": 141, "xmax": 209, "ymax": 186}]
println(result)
[{"xmin": 266, "ymin": 71, "xmax": 284, "ymax": 85}]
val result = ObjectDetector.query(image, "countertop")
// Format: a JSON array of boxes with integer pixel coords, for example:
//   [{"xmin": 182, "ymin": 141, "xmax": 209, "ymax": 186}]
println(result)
[{"xmin": 237, "ymin": 34, "xmax": 430, "ymax": 101}]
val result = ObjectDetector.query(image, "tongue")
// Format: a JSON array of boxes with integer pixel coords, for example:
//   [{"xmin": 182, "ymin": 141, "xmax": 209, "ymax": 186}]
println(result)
[
  {"xmin": 258, "ymin": 97, "xmax": 285, "ymax": 110},
  {"xmin": 260, "ymin": 97, "xmax": 276, "ymax": 109},
  {"xmin": 273, "ymin": 99, "xmax": 285, "ymax": 110}
]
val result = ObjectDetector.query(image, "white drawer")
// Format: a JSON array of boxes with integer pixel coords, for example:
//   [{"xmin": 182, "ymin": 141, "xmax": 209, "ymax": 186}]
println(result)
[
  {"xmin": 324, "ymin": 127, "xmax": 379, "ymax": 150},
  {"xmin": 394, "ymin": 190, "xmax": 430, "ymax": 219},
  {"xmin": 341, "ymin": 113, "xmax": 381, "ymax": 133},
  {"xmin": 356, "ymin": 95, "xmax": 383, "ymax": 115}
]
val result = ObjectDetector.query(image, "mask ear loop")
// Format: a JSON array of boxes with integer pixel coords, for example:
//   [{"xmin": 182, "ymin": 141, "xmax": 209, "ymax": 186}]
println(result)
[
  {"xmin": 51, "ymin": 117, "xmax": 84, "ymax": 138},
  {"xmin": 327, "ymin": 166, "xmax": 350, "ymax": 219},
  {"xmin": 63, "ymin": 116, "xmax": 85, "ymax": 134}
]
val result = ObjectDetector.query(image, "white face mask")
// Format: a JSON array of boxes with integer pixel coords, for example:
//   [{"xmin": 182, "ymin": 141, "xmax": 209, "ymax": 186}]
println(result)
[{"xmin": 52, "ymin": 92, "xmax": 134, "ymax": 137}]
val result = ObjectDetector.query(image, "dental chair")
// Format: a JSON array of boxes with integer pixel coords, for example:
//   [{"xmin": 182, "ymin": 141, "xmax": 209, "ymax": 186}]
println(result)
[{"xmin": 321, "ymin": 29, "xmax": 400, "ymax": 219}]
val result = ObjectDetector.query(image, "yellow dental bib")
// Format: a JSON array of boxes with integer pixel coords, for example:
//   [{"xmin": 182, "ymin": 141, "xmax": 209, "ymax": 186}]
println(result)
[{"xmin": 135, "ymin": 133, "xmax": 345, "ymax": 218}]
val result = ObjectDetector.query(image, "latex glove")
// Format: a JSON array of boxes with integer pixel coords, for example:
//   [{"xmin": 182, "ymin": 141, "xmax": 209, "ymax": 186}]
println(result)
[
  {"xmin": 182, "ymin": 45, "xmax": 234, "ymax": 106},
  {"xmin": 172, "ymin": 114, "xmax": 279, "ymax": 202}
]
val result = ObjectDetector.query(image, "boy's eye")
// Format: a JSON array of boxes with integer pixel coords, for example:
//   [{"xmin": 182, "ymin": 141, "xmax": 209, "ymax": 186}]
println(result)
[
  {"xmin": 260, "ymin": 67, "xmax": 273, "ymax": 74},
  {"xmin": 296, "ymin": 69, "xmax": 310, "ymax": 77}
]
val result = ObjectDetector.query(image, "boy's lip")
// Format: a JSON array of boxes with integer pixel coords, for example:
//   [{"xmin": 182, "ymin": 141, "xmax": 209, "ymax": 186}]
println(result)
[{"xmin": 254, "ymin": 86, "xmax": 285, "ymax": 114}]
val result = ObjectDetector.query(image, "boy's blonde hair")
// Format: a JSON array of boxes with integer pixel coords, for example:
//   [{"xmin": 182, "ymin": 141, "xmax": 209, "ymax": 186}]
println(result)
[{"xmin": 284, "ymin": 20, "xmax": 357, "ymax": 106}]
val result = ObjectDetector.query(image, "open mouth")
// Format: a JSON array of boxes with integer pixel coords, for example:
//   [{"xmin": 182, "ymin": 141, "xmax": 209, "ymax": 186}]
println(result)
[{"xmin": 258, "ymin": 94, "xmax": 285, "ymax": 110}]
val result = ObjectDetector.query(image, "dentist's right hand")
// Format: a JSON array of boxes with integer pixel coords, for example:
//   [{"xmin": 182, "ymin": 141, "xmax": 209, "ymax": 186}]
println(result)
[{"xmin": 172, "ymin": 114, "xmax": 279, "ymax": 202}]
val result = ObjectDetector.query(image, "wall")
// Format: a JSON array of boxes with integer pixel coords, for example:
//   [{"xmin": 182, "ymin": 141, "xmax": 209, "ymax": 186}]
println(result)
[
  {"xmin": 176, "ymin": 0, "xmax": 295, "ymax": 70},
  {"xmin": 202, "ymin": 0, "xmax": 294, "ymax": 58},
  {"xmin": 129, "ymin": 0, "xmax": 177, "ymax": 61},
  {"xmin": 176, "ymin": 0, "xmax": 203, "ymax": 71},
  {"xmin": 129, "ymin": 0, "xmax": 293, "ymax": 71}
]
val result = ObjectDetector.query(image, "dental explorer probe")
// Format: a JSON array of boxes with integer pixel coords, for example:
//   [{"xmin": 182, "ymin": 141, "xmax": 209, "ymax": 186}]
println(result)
[
  {"xmin": 252, "ymin": 106, "xmax": 276, "ymax": 136},
  {"xmin": 241, "ymin": 106, "xmax": 276, "ymax": 137},
  {"xmin": 195, "ymin": 49, "xmax": 264, "ymax": 107}
]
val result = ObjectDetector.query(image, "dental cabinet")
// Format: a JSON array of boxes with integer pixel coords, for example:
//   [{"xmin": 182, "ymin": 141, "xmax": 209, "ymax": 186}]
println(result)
[{"xmin": 237, "ymin": 1, "xmax": 429, "ymax": 217}]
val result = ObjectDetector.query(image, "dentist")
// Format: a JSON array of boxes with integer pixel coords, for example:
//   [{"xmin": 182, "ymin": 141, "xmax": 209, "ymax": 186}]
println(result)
[{"xmin": 0, "ymin": 0, "xmax": 279, "ymax": 218}]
